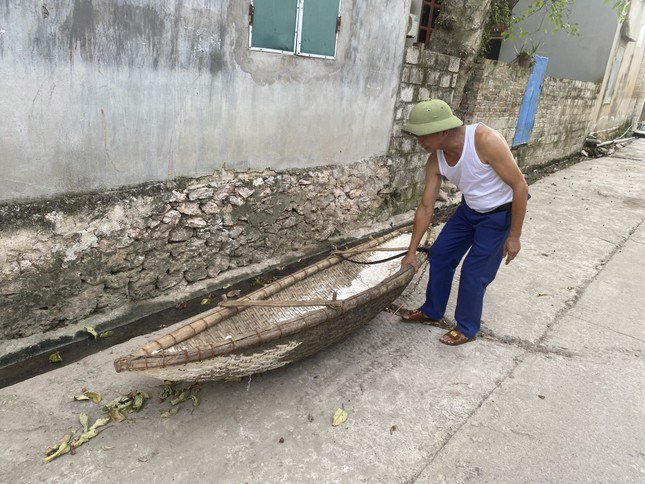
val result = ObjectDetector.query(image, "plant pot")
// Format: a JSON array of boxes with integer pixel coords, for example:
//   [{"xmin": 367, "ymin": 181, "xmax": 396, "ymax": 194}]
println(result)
[{"xmin": 517, "ymin": 52, "xmax": 532, "ymax": 68}]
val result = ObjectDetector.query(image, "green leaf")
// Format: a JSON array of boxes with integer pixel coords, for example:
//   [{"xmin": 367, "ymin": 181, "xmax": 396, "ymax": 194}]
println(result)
[
  {"xmin": 99, "ymin": 331, "xmax": 114, "ymax": 338},
  {"xmin": 85, "ymin": 326, "xmax": 98, "ymax": 340},
  {"xmin": 49, "ymin": 352, "xmax": 62, "ymax": 363}
]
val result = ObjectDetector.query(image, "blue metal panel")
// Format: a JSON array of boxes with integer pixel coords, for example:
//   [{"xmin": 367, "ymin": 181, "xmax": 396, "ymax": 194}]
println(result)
[{"xmin": 513, "ymin": 55, "xmax": 549, "ymax": 146}]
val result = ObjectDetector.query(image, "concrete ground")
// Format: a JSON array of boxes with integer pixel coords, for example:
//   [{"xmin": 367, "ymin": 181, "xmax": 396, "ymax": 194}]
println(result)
[{"xmin": 1, "ymin": 141, "xmax": 644, "ymax": 483}]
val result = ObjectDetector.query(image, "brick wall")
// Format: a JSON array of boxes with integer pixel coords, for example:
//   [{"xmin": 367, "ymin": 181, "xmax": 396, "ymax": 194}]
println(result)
[
  {"xmin": 461, "ymin": 59, "xmax": 599, "ymax": 168},
  {"xmin": 514, "ymin": 76, "xmax": 600, "ymax": 167},
  {"xmin": 460, "ymin": 60, "xmax": 531, "ymax": 145}
]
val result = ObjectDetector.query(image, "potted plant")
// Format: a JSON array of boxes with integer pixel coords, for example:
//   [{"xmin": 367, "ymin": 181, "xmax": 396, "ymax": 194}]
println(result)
[{"xmin": 514, "ymin": 41, "xmax": 541, "ymax": 68}]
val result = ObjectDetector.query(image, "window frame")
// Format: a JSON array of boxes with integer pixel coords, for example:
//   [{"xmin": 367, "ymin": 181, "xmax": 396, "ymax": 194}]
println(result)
[{"xmin": 248, "ymin": 0, "xmax": 342, "ymax": 60}]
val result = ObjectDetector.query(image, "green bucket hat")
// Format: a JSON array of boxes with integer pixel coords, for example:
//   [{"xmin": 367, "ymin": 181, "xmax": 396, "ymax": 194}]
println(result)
[{"xmin": 402, "ymin": 99, "xmax": 463, "ymax": 136}]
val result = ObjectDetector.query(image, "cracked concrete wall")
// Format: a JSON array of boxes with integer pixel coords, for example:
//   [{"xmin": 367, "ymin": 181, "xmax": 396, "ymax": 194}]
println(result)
[{"xmin": 0, "ymin": 0, "xmax": 408, "ymax": 202}]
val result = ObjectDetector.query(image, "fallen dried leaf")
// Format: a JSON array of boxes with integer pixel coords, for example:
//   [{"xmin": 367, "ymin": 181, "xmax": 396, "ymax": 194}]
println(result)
[
  {"xmin": 160, "ymin": 381, "xmax": 175, "ymax": 401},
  {"xmin": 80, "ymin": 412, "xmax": 90, "ymax": 433},
  {"xmin": 226, "ymin": 289, "xmax": 242, "ymax": 298},
  {"xmin": 538, "ymin": 394, "xmax": 546, "ymax": 400},
  {"xmin": 49, "ymin": 352, "xmax": 62, "ymax": 363},
  {"xmin": 537, "ymin": 293, "xmax": 550, "ymax": 297},
  {"xmin": 85, "ymin": 326, "xmax": 99, "ymax": 340},
  {"xmin": 108, "ymin": 407, "xmax": 126, "ymax": 423},
  {"xmin": 170, "ymin": 392, "xmax": 190, "ymax": 406},
  {"xmin": 99, "ymin": 331, "xmax": 114, "ymax": 338},
  {"xmin": 200, "ymin": 298, "xmax": 212, "ymax": 305},
  {"xmin": 130, "ymin": 391, "xmax": 149, "ymax": 411},
  {"xmin": 44, "ymin": 433, "xmax": 72, "ymax": 463},
  {"xmin": 73, "ymin": 391, "xmax": 101, "ymax": 404},
  {"xmin": 390, "ymin": 425, "xmax": 398, "ymax": 434},
  {"xmin": 332, "ymin": 408, "xmax": 348, "ymax": 427},
  {"xmin": 71, "ymin": 417, "xmax": 110, "ymax": 449},
  {"xmin": 160, "ymin": 407, "xmax": 179, "ymax": 418}
]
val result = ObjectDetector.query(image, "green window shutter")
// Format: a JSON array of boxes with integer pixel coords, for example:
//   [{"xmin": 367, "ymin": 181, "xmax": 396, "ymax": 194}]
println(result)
[
  {"xmin": 298, "ymin": 0, "xmax": 341, "ymax": 57},
  {"xmin": 251, "ymin": 0, "xmax": 299, "ymax": 52}
]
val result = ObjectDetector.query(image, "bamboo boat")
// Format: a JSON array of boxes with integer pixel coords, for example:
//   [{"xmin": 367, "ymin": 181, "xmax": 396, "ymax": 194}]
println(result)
[{"xmin": 114, "ymin": 226, "xmax": 424, "ymax": 382}]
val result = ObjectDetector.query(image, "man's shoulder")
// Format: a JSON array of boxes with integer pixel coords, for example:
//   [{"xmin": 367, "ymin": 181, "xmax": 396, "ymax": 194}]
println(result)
[
  {"xmin": 474, "ymin": 123, "xmax": 507, "ymax": 150},
  {"xmin": 473, "ymin": 123, "xmax": 499, "ymax": 140}
]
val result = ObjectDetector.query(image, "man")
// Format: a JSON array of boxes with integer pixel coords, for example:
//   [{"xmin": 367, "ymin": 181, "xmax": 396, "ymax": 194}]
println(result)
[{"xmin": 399, "ymin": 99, "xmax": 529, "ymax": 346}]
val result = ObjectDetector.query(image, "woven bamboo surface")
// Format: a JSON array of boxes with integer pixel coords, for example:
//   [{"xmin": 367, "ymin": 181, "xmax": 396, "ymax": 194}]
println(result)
[{"xmin": 114, "ymin": 226, "xmax": 422, "ymax": 381}]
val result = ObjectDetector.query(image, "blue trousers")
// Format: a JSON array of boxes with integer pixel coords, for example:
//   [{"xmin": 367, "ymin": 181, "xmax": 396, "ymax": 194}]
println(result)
[{"xmin": 420, "ymin": 201, "xmax": 511, "ymax": 338}]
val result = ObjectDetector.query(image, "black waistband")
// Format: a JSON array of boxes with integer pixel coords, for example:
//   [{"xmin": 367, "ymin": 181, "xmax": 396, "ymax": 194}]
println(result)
[
  {"xmin": 486, "ymin": 201, "xmax": 513, "ymax": 214},
  {"xmin": 463, "ymin": 193, "xmax": 530, "ymax": 215}
]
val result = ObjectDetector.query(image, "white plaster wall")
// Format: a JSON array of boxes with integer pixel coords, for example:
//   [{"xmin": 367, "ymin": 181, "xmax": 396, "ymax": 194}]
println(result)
[
  {"xmin": 0, "ymin": 0, "xmax": 409, "ymax": 202},
  {"xmin": 590, "ymin": 0, "xmax": 645, "ymax": 134}
]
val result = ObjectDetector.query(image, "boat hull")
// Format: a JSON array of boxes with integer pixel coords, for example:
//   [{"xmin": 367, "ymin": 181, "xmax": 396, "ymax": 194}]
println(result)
[{"xmin": 138, "ymin": 274, "xmax": 410, "ymax": 382}]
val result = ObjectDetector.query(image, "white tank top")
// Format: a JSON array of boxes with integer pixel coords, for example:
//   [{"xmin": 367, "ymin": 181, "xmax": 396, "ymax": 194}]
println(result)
[{"xmin": 437, "ymin": 123, "xmax": 513, "ymax": 213}]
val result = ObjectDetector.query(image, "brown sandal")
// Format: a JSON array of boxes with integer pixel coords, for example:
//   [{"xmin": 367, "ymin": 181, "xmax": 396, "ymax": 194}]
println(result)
[
  {"xmin": 439, "ymin": 329, "xmax": 473, "ymax": 346},
  {"xmin": 401, "ymin": 309, "xmax": 439, "ymax": 324}
]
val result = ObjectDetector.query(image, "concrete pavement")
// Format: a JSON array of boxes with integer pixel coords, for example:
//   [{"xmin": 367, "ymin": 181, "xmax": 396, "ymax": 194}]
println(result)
[{"xmin": 1, "ymin": 141, "xmax": 644, "ymax": 483}]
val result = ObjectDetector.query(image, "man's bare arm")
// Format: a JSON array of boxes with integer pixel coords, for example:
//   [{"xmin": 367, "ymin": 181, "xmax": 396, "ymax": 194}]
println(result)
[
  {"xmin": 477, "ymin": 127, "xmax": 529, "ymax": 264},
  {"xmin": 401, "ymin": 153, "xmax": 442, "ymax": 271}
]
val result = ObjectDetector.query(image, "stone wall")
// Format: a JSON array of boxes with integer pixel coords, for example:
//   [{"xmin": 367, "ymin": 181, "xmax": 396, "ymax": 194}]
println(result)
[
  {"xmin": 0, "ymin": 45, "xmax": 462, "ymax": 342},
  {"xmin": 462, "ymin": 59, "xmax": 599, "ymax": 167},
  {"xmin": 0, "ymin": 163, "xmax": 400, "ymax": 340},
  {"xmin": 388, "ymin": 45, "xmax": 462, "ymax": 204}
]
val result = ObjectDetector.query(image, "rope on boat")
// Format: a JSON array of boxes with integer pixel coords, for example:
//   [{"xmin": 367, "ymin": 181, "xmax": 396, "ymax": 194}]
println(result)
[{"xmin": 334, "ymin": 246, "xmax": 430, "ymax": 265}]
